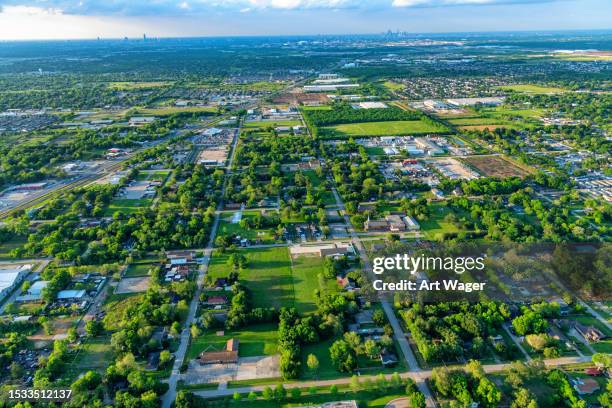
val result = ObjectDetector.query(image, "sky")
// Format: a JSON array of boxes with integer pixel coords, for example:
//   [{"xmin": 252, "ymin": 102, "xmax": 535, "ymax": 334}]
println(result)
[{"xmin": 0, "ymin": 0, "xmax": 610, "ymax": 40}]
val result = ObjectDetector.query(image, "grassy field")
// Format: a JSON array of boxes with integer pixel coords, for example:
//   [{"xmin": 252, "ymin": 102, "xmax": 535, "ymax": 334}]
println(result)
[
  {"xmin": 419, "ymin": 204, "xmax": 464, "ymax": 240},
  {"xmin": 102, "ymin": 293, "xmax": 144, "ymax": 331},
  {"xmin": 207, "ymin": 247, "xmax": 295, "ymax": 309},
  {"xmin": 135, "ymin": 170, "xmax": 170, "ymax": 181},
  {"xmin": 291, "ymin": 255, "xmax": 338, "ymax": 314},
  {"xmin": 104, "ymin": 198, "xmax": 152, "ymax": 216},
  {"xmin": 498, "ymin": 84, "xmax": 567, "ymax": 94},
  {"xmin": 124, "ymin": 262, "xmax": 156, "ymax": 277},
  {"xmin": 187, "ymin": 323, "xmax": 278, "ymax": 360},
  {"xmin": 324, "ymin": 120, "xmax": 448, "ymax": 137},
  {"xmin": 0, "ymin": 236, "xmax": 26, "ymax": 259},
  {"xmin": 137, "ymin": 106, "xmax": 217, "ymax": 116},
  {"xmin": 66, "ymin": 336, "xmax": 114, "ymax": 380},
  {"xmin": 447, "ymin": 106, "xmax": 545, "ymax": 131},
  {"xmin": 108, "ymin": 81, "xmax": 171, "ymax": 90},
  {"xmin": 383, "ymin": 81, "xmax": 405, "ymax": 92},
  {"xmin": 244, "ymin": 120, "xmax": 301, "ymax": 128},
  {"xmin": 217, "ymin": 211, "xmax": 278, "ymax": 244}
]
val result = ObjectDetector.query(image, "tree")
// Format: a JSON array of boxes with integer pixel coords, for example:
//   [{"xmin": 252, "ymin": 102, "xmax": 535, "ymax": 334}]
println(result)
[
  {"xmin": 409, "ymin": 391, "xmax": 426, "ymax": 408},
  {"xmin": 85, "ymin": 320, "xmax": 102, "ymax": 337},
  {"xmin": 159, "ymin": 350, "xmax": 173, "ymax": 368},
  {"xmin": 67, "ymin": 327, "xmax": 78, "ymax": 343},
  {"xmin": 247, "ymin": 391, "xmax": 257, "ymax": 402},
  {"xmin": 262, "ymin": 386, "xmax": 274, "ymax": 401},
  {"xmin": 290, "ymin": 387, "xmax": 301, "ymax": 399},
  {"xmin": 364, "ymin": 339, "xmax": 381, "ymax": 360},
  {"xmin": 306, "ymin": 353, "xmax": 319, "ymax": 378},
  {"xmin": 329, "ymin": 339, "xmax": 357, "ymax": 372},
  {"xmin": 233, "ymin": 392, "xmax": 241, "ymax": 401},
  {"xmin": 511, "ymin": 388, "xmax": 538, "ymax": 408},
  {"xmin": 10, "ymin": 362, "xmax": 24, "ymax": 380},
  {"xmin": 476, "ymin": 377, "xmax": 502, "ymax": 408},
  {"xmin": 273, "ymin": 384, "xmax": 286, "ymax": 401}
]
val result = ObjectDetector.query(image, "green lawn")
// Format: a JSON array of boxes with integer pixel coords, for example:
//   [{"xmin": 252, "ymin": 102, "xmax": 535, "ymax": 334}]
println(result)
[
  {"xmin": 207, "ymin": 247, "xmax": 295, "ymax": 309},
  {"xmin": 244, "ymin": 120, "xmax": 301, "ymax": 128},
  {"xmin": 135, "ymin": 170, "xmax": 170, "ymax": 181},
  {"xmin": 291, "ymin": 255, "xmax": 338, "ymax": 314},
  {"xmin": 217, "ymin": 210, "xmax": 278, "ymax": 244},
  {"xmin": 0, "ymin": 236, "xmax": 26, "ymax": 259},
  {"xmin": 498, "ymin": 84, "xmax": 567, "ymax": 94},
  {"xmin": 66, "ymin": 336, "xmax": 114, "ymax": 380},
  {"xmin": 419, "ymin": 204, "xmax": 464, "ymax": 239},
  {"xmin": 124, "ymin": 262, "xmax": 156, "ymax": 277},
  {"xmin": 104, "ymin": 198, "xmax": 152, "ymax": 216},
  {"xmin": 324, "ymin": 120, "xmax": 448, "ymax": 137},
  {"xmin": 187, "ymin": 323, "xmax": 278, "ymax": 360},
  {"xmin": 138, "ymin": 106, "xmax": 217, "ymax": 115}
]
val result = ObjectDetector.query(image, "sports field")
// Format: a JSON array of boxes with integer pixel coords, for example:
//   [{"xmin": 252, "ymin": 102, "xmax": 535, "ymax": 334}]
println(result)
[{"xmin": 324, "ymin": 120, "xmax": 447, "ymax": 137}]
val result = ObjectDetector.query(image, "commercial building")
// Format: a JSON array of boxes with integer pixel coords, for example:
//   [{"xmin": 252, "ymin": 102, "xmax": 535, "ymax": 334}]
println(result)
[{"xmin": 0, "ymin": 265, "xmax": 31, "ymax": 302}]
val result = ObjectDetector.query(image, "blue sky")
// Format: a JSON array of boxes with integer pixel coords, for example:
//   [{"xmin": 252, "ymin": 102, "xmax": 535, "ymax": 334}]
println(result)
[{"xmin": 0, "ymin": 0, "xmax": 610, "ymax": 40}]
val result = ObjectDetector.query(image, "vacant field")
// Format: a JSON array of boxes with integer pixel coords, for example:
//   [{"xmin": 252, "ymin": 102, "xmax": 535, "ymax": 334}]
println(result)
[
  {"xmin": 207, "ymin": 247, "xmax": 294, "ymax": 309},
  {"xmin": 383, "ymin": 81, "xmax": 405, "ymax": 92},
  {"xmin": 324, "ymin": 120, "xmax": 447, "ymax": 137},
  {"xmin": 103, "ymin": 293, "xmax": 144, "ymax": 331},
  {"xmin": 463, "ymin": 156, "xmax": 532, "ymax": 178},
  {"xmin": 108, "ymin": 81, "xmax": 171, "ymax": 90},
  {"xmin": 66, "ymin": 337, "xmax": 114, "ymax": 380},
  {"xmin": 420, "ymin": 204, "xmax": 466, "ymax": 240},
  {"xmin": 498, "ymin": 84, "xmax": 567, "ymax": 94},
  {"xmin": 291, "ymin": 255, "xmax": 339, "ymax": 314},
  {"xmin": 217, "ymin": 210, "xmax": 278, "ymax": 244},
  {"xmin": 104, "ymin": 198, "xmax": 152, "ymax": 216},
  {"xmin": 124, "ymin": 262, "xmax": 156, "ymax": 277},
  {"xmin": 138, "ymin": 106, "xmax": 217, "ymax": 116},
  {"xmin": 243, "ymin": 120, "xmax": 301, "ymax": 128},
  {"xmin": 187, "ymin": 323, "xmax": 278, "ymax": 360}
]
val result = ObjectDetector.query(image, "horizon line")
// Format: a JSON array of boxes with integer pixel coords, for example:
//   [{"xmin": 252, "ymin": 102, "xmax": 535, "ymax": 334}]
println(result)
[{"xmin": 0, "ymin": 27, "xmax": 611, "ymax": 43}]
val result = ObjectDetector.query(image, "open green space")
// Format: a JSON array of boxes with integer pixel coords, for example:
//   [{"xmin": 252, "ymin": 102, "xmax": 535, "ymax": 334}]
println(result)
[
  {"xmin": 104, "ymin": 198, "xmax": 153, "ymax": 216},
  {"xmin": 498, "ymin": 84, "xmax": 567, "ymax": 94},
  {"xmin": 137, "ymin": 106, "xmax": 217, "ymax": 116},
  {"xmin": 124, "ymin": 262, "xmax": 156, "ymax": 277},
  {"xmin": 186, "ymin": 323, "xmax": 278, "ymax": 360},
  {"xmin": 102, "ymin": 293, "xmax": 144, "ymax": 331},
  {"xmin": 66, "ymin": 336, "xmax": 114, "ymax": 380},
  {"xmin": 0, "ymin": 235, "xmax": 27, "ymax": 259},
  {"xmin": 217, "ymin": 210, "xmax": 278, "ymax": 244},
  {"xmin": 244, "ymin": 120, "xmax": 301, "ymax": 128},
  {"xmin": 207, "ymin": 247, "xmax": 295, "ymax": 309},
  {"xmin": 290, "ymin": 255, "xmax": 338, "ymax": 314},
  {"xmin": 324, "ymin": 120, "xmax": 447, "ymax": 137},
  {"xmin": 419, "ymin": 204, "xmax": 465, "ymax": 240}
]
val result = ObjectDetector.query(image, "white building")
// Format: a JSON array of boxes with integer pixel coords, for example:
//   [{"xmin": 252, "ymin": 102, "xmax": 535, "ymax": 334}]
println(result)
[{"xmin": 0, "ymin": 265, "xmax": 31, "ymax": 302}]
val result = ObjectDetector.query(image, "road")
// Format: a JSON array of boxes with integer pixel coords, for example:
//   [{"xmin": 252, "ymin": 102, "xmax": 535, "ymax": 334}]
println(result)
[
  {"xmin": 191, "ymin": 355, "xmax": 591, "ymax": 400},
  {"xmin": 329, "ymin": 185, "xmax": 437, "ymax": 408},
  {"xmin": 161, "ymin": 112, "xmax": 243, "ymax": 408}
]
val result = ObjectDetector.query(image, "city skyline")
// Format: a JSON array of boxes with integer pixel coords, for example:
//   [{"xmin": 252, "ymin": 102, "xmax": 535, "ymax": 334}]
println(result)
[{"xmin": 0, "ymin": 0, "xmax": 610, "ymax": 40}]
